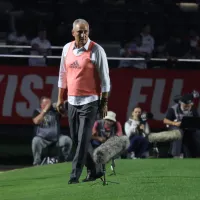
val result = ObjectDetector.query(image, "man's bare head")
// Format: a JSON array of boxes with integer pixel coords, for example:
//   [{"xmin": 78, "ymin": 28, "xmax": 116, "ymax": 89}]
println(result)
[
  {"xmin": 72, "ymin": 19, "xmax": 89, "ymax": 48},
  {"xmin": 72, "ymin": 19, "xmax": 89, "ymax": 31}
]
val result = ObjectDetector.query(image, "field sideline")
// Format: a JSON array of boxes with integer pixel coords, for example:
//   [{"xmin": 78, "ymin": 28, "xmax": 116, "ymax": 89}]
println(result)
[{"xmin": 0, "ymin": 159, "xmax": 200, "ymax": 200}]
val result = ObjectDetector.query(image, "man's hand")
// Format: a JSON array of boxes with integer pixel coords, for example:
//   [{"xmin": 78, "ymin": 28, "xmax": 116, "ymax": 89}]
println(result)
[
  {"xmin": 173, "ymin": 121, "xmax": 181, "ymax": 127},
  {"xmin": 98, "ymin": 137, "xmax": 107, "ymax": 143},
  {"xmin": 139, "ymin": 124, "xmax": 145, "ymax": 130},
  {"xmin": 100, "ymin": 98, "xmax": 108, "ymax": 119},
  {"xmin": 56, "ymin": 99, "xmax": 64, "ymax": 114},
  {"xmin": 100, "ymin": 104, "xmax": 108, "ymax": 119},
  {"xmin": 57, "ymin": 88, "xmax": 66, "ymax": 115}
]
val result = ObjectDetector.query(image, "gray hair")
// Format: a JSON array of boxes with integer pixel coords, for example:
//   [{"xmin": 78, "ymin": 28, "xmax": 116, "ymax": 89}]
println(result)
[{"xmin": 72, "ymin": 19, "xmax": 89, "ymax": 30}]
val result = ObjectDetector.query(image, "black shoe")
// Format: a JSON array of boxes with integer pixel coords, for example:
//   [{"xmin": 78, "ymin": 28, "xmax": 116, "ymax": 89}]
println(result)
[
  {"xmin": 68, "ymin": 178, "xmax": 79, "ymax": 184},
  {"xmin": 82, "ymin": 171, "xmax": 96, "ymax": 182}
]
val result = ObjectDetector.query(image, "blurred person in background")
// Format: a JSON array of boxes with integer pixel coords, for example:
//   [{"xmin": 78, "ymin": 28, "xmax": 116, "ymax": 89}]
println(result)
[
  {"xmin": 6, "ymin": 18, "xmax": 29, "ymax": 65},
  {"xmin": 29, "ymin": 28, "xmax": 51, "ymax": 67},
  {"xmin": 140, "ymin": 24, "xmax": 155, "ymax": 56},
  {"xmin": 83, "ymin": 111, "xmax": 123, "ymax": 182},
  {"xmin": 118, "ymin": 40, "xmax": 134, "ymax": 67},
  {"xmin": 119, "ymin": 35, "xmax": 151, "ymax": 69},
  {"xmin": 127, "ymin": 35, "xmax": 150, "ymax": 69},
  {"xmin": 7, "ymin": 22, "xmax": 29, "ymax": 55},
  {"xmin": 91, "ymin": 111, "xmax": 123, "ymax": 147},
  {"xmin": 164, "ymin": 93, "xmax": 200, "ymax": 158},
  {"xmin": 124, "ymin": 106, "xmax": 150, "ymax": 159},
  {"xmin": 187, "ymin": 29, "xmax": 200, "ymax": 58},
  {"xmin": 32, "ymin": 96, "xmax": 72, "ymax": 165}
]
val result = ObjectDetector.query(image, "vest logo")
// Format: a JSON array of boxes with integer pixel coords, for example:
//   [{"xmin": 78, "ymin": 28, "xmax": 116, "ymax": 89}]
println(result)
[{"xmin": 70, "ymin": 60, "xmax": 81, "ymax": 69}]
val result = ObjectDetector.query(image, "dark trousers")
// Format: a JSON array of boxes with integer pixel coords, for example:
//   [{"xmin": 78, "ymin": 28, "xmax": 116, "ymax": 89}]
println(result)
[
  {"xmin": 68, "ymin": 101, "xmax": 99, "ymax": 180},
  {"xmin": 169, "ymin": 127, "xmax": 200, "ymax": 157},
  {"xmin": 127, "ymin": 135, "xmax": 149, "ymax": 158},
  {"xmin": 85, "ymin": 142, "xmax": 103, "ymax": 176}
]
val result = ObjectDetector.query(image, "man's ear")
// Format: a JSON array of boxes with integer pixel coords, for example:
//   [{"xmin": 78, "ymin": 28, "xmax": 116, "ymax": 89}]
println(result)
[{"xmin": 72, "ymin": 30, "xmax": 75, "ymax": 37}]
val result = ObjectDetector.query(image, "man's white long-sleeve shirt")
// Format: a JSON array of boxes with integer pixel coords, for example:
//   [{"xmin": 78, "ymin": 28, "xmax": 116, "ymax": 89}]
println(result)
[{"xmin": 58, "ymin": 38, "xmax": 110, "ymax": 106}]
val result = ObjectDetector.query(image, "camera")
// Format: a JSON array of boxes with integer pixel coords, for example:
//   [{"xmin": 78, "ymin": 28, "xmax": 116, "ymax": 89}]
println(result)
[{"xmin": 141, "ymin": 112, "xmax": 154, "ymax": 122}]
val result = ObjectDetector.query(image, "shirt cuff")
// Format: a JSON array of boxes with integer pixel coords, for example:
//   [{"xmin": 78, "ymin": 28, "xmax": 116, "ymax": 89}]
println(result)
[
  {"xmin": 58, "ymin": 82, "xmax": 67, "ymax": 89},
  {"xmin": 101, "ymin": 85, "xmax": 110, "ymax": 93}
]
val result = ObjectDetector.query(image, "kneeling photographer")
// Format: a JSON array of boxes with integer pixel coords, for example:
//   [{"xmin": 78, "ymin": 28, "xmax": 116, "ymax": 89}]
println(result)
[
  {"xmin": 124, "ymin": 106, "xmax": 150, "ymax": 159},
  {"xmin": 83, "ymin": 111, "xmax": 123, "ymax": 182},
  {"xmin": 32, "ymin": 96, "xmax": 72, "ymax": 165},
  {"xmin": 163, "ymin": 93, "xmax": 200, "ymax": 158}
]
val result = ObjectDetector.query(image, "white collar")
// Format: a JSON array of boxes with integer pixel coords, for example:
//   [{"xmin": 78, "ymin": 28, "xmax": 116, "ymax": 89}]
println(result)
[{"xmin": 73, "ymin": 38, "xmax": 91, "ymax": 50}]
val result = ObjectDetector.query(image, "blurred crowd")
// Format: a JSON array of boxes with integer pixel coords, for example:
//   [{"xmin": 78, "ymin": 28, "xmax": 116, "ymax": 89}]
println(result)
[{"xmin": 0, "ymin": 0, "xmax": 200, "ymax": 68}]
